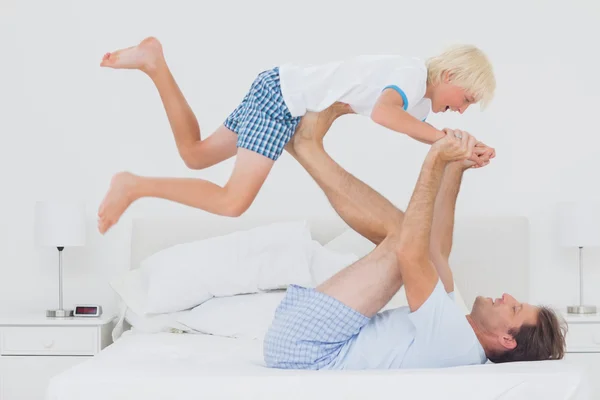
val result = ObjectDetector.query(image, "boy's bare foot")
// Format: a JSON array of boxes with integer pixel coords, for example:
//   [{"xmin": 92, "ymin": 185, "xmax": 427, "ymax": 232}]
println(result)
[
  {"xmin": 100, "ymin": 37, "xmax": 165, "ymax": 76},
  {"xmin": 97, "ymin": 172, "xmax": 140, "ymax": 234}
]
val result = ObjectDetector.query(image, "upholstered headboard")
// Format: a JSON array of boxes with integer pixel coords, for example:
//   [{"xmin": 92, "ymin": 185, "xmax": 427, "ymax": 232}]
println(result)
[{"xmin": 130, "ymin": 214, "xmax": 530, "ymax": 309}]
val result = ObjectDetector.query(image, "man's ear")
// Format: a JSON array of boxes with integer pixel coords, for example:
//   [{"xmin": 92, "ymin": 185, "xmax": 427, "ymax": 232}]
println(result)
[{"xmin": 499, "ymin": 334, "xmax": 517, "ymax": 351}]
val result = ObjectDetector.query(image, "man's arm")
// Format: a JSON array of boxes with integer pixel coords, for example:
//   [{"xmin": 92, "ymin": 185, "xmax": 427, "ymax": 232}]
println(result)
[
  {"xmin": 397, "ymin": 133, "xmax": 475, "ymax": 311},
  {"xmin": 396, "ymin": 152, "xmax": 446, "ymax": 311},
  {"xmin": 429, "ymin": 163, "xmax": 467, "ymax": 294}
]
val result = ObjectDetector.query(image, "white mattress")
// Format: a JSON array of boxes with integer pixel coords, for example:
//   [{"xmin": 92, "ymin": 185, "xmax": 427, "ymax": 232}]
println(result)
[{"xmin": 46, "ymin": 331, "xmax": 590, "ymax": 400}]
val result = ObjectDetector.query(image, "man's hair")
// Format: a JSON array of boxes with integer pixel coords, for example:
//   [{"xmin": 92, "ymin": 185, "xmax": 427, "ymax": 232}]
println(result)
[
  {"xmin": 488, "ymin": 306, "xmax": 567, "ymax": 363},
  {"xmin": 426, "ymin": 44, "xmax": 496, "ymax": 110}
]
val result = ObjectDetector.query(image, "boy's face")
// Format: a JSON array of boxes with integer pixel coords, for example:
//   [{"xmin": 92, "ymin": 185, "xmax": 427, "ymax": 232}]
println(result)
[{"xmin": 432, "ymin": 71, "xmax": 476, "ymax": 114}]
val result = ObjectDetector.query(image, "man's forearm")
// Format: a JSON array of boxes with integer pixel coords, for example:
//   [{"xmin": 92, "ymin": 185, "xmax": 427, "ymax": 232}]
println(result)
[
  {"xmin": 399, "ymin": 152, "xmax": 447, "ymax": 258},
  {"xmin": 293, "ymin": 147, "xmax": 403, "ymax": 245},
  {"xmin": 428, "ymin": 163, "xmax": 465, "ymax": 293},
  {"xmin": 430, "ymin": 164, "xmax": 465, "ymax": 259}
]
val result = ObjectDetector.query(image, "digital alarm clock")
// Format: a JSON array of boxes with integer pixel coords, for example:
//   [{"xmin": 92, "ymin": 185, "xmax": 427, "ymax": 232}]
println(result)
[{"xmin": 73, "ymin": 305, "xmax": 103, "ymax": 317}]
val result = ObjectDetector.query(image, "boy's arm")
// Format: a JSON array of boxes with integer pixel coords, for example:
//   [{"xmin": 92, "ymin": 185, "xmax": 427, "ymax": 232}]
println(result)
[
  {"xmin": 371, "ymin": 89, "xmax": 445, "ymax": 144},
  {"xmin": 372, "ymin": 90, "xmax": 487, "ymax": 166}
]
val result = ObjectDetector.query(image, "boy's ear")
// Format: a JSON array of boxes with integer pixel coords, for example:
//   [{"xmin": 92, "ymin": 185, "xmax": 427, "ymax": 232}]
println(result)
[{"xmin": 442, "ymin": 70, "xmax": 453, "ymax": 83}]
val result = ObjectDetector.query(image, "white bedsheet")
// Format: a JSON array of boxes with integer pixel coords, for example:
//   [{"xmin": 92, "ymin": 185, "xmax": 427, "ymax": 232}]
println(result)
[{"xmin": 46, "ymin": 331, "xmax": 590, "ymax": 400}]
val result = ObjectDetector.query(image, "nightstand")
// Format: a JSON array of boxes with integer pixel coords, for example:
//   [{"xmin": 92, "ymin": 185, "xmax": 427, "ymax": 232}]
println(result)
[
  {"xmin": 0, "ymin": 313, "xmax": 114, "ymax": 400},
  {"xmin": 562, "ymin": 311, "xmax": 600, "ymax": 398}
]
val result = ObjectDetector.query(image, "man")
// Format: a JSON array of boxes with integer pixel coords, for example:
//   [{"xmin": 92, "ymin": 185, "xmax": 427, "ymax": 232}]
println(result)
[{"xmin": 263, "ymin": 105, "xmax": 567, "ymax": 370}]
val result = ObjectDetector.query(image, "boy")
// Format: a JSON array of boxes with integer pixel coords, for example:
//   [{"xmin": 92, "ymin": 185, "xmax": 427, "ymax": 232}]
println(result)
[{"xmin": 97, "ymin": 37, "xmax": 495, "ymax": 234}]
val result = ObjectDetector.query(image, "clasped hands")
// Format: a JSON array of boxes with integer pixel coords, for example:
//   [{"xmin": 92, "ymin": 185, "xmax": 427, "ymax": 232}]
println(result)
[{"xmin": 439, "ymin": 128, "xmax": 494, "ymax": 169}]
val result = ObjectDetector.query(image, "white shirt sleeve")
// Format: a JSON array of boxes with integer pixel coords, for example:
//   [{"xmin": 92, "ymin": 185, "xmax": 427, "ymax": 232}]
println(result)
[
  {"xmin": 382, "ymin": 67, "xmax": 428, "ymax": 112},
  {"xmin": 407, "ymin": 279, "xmax": 474, "ymax": 355},
  {"xmin": 407, "ymin": 99, "xmax": 431, "ymax": 122},
  {"xmin": 403, "ymin": 281, "xmax": 487, "ymax": 368}
]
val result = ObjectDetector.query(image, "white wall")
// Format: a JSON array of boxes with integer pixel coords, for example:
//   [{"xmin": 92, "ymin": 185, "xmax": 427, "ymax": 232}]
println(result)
[{"xmin": 1, "ymin": 0, "xmax": 599, "ymax": 315}]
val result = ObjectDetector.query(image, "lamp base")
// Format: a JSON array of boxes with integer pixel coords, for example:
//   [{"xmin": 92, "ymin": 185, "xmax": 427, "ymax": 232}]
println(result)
[
  {"xmin": 46, "ymin": 309, "xmax": 73, "ymax": 318},
  {"xmin": 567, "ymin": 305, "xmax": 597, "ymax": 314}
]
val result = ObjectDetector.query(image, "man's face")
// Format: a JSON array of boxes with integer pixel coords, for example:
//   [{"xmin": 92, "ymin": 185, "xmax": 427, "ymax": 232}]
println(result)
[{"xmin": 471, "ymin": 293, "xmax": 539, "ymax": 349}]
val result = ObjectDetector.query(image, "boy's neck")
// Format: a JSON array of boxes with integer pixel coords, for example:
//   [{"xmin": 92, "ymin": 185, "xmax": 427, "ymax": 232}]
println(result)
[{"xmin": 424, "ymin": 81, "xmax": 435, "ymax": 101}]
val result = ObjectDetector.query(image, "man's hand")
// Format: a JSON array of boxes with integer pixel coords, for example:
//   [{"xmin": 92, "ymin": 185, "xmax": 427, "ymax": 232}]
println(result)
[
  {"xmin": 431, "ymin": 129, "xmax": 477, "ymax": 163},
  {"xmin": 442, "ymin": 128, "xmax": 494, "ymax": 167},
  {"xmin": 475, "ymin": 141, "xmax": 495, "ymax": 161}
]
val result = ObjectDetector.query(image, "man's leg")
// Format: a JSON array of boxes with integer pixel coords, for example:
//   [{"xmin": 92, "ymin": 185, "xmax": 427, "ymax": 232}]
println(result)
[
  {"xmin": 288, "ymin": 107, "xmax": 403, "ymax": 246},
  {"xmin": 101, "ymin": 37, "xmax": 237, "ymax": 169},
  {"xmin": 289, "ymin": 112, "xmax": 482, "ymax": 317},
  {"xmin": 290, "ymin": 109, "xmax": 407, "ymax": 317}
]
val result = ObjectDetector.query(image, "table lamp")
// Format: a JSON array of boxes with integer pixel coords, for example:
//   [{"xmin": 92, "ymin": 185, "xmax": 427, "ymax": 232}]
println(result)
[
  {"xmin": 557, "ymin": 201, "xmax": 600, "ymax": 314},
  {"xmin": 35, "ymin": 201, "xmax": 86, "ymax": 318}
]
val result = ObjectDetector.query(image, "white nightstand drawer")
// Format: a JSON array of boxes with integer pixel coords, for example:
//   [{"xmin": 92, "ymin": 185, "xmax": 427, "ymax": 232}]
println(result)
[
  {"xmin": 566, "ymin": 323, "xmax": 600, "ymax": 352},
  {"xmin": 1, "ymin": 326, "xmax": 98, "ymax": 356}
]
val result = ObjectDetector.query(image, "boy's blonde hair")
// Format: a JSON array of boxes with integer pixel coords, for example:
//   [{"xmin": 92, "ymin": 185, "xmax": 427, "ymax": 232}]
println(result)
[{"xmin": 426, "ymin": 45, "xmax": 496, "ymax": 109}]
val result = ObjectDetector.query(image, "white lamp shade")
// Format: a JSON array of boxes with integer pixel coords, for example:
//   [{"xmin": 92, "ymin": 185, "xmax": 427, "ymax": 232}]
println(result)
[
  {"xmin": 35, "ymin": 201, "xmax": 86, "ymax": 247},
  {"xmin": 557, "ymin": 201, "xmax": 600, "ymax": 247}
]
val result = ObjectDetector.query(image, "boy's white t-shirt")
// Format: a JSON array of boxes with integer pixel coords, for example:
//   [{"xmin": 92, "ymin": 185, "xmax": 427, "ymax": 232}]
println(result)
[{"xmin": 278, "ymin": 55, "xmax": 431, "ymax": 122}]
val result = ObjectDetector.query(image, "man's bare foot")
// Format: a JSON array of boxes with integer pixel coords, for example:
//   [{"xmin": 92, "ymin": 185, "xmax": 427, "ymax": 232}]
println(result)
[
  {"xmin": 100, "ymin": 37, "xmax": 165, "ymax": 76},
  {"xmin": 97, "ymin": 172, "xmax": 140, "ymax": 234},
  {"xmin": 287, "ymin": 102, "xmax": 354, "ymax": 155}
]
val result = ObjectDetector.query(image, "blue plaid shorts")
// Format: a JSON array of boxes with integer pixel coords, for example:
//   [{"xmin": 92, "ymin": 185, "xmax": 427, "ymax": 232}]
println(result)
[
  {"xmin": 224, "ymin": 67, "xmax": 301, "ymax": 161},
  {"xmin": 263, "ymin": 284, "xmax": 370, "ymax": 370}
]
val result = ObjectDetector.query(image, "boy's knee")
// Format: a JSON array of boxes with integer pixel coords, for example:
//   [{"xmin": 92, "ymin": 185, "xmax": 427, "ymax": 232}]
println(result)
[
  {"xmin": 180, "ymin": 149, "xmax": 205, "ymax": 170},
  {"xmin": 221, "ymin": 195, "xmax": 252, "ymax": 217},
  {"xmin": 222, "ymin": 203, "xmax": 249, "ymax": 217}
]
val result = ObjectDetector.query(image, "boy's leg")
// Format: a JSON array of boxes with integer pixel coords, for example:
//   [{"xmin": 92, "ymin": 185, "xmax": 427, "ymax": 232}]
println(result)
[
  {"xmin": 97, "ymin": 148, "xmax": 273, "ymax": 234},
  {"xmin": 101, "ymin": 37, "xmax": 236, "ymax": 169}
]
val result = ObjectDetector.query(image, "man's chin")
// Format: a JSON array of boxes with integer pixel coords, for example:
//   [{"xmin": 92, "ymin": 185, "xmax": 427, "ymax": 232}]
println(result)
[{"xmin": 472, "ymin": 298, "xmax": 487, "ymax": 313}]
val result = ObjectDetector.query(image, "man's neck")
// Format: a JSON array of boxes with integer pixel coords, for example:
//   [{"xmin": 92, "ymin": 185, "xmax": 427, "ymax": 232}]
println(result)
[{"xmin": 465, "ymin": 314, "xmax": 492, "ymax": 358}]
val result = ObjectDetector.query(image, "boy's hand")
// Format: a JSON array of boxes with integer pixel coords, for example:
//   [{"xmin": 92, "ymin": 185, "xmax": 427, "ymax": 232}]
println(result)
[
  {"xmin": 442, "ymin": 128, "xmax": 493, "ymax": 167},
  {"xmin": 449, "ymin": 130, "xmax": 492, "ymax": 169},
  {"xmin": 431, "ymin": 129, "xmax": 476, "ymax": 163}
]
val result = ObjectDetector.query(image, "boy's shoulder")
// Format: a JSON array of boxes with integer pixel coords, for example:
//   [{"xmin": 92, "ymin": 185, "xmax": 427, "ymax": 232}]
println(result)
[{"xmin": 354, "ymin": 54, "xmax": 425, "ymax": 65}]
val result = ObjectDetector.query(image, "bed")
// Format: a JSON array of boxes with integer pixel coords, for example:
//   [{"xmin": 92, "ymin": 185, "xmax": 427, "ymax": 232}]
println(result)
[{"xmin": 45, "ymin": 214, "xmax": 591, "ymax": 400}]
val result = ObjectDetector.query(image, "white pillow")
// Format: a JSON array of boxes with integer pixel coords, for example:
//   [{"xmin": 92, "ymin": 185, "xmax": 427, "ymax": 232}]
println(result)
[
  {"xmin": 175, "ymin": 291, "xmax": 286, "ymax": 340},
  {"xmin": 322, "ymin": 229, "xmax": 470, "ymax": 314},
  {"xmin": 324, "ymin": 228, "xmax": 376, "ymax": 258},
  {"xmin": 125, "ymin": 309, "xmax": 191, "ymax": 333},
  {"xmin": 309, "ymin": 240, "xmax": 359, "ymax": 286},
  {"xmin": 171, "ymin": 237, "xmax": 470, "ymax": 342},
  {"xmin": 171, "ymin": 241, "xmax": 356, "ymax": 340},
  {"xmin": 110, "ymin": 267, "xmax": 149, "ymax": 317},
  {"xmin": 112, "ymin": 220, "xmax": 314, "ymax": 316},
  {"xmin": 110, "ymin": 267, "xmax": 193, "ymax": 340}
]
